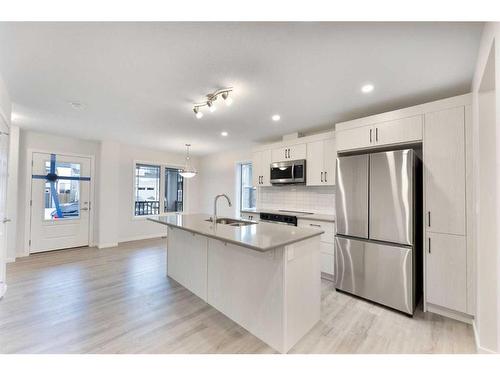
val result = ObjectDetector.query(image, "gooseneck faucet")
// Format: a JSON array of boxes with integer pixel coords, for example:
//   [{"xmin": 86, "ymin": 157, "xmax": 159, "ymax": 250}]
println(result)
[{"xmin": 213, "ymin": 194, "xmax": 232, "ymax": 223}]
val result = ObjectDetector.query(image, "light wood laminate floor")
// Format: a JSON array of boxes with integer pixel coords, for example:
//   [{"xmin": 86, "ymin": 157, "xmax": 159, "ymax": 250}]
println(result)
[{"xmin": 0, "ymin": 238, "xmax": 476, "ymax": 354}]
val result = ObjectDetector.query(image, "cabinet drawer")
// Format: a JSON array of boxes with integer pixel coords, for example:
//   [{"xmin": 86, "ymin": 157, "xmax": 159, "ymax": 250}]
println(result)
[
  {"xmin": 297, "ymin": 219, "xmax": 335, "ymax": 243},
  {"xmin": 321, "ymin": 252, "xmax": 334, "ymax": 275}
]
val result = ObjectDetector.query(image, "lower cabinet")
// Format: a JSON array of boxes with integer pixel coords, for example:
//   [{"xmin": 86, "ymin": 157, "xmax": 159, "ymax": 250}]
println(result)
[
  {"xmin": 240, "ymin": 212, "xmax": 258, "ymax": 221},
  {"xmin": 425, "ymin": 231, "xmax": 467, "ymax": 313},
  {"xmin": 298, "ymin": 219, "xmax": 335, "ymax": 279}
]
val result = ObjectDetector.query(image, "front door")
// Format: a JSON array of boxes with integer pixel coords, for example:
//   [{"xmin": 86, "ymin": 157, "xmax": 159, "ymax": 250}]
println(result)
[{"xmin": 30, "ymin": 152, "xmax": 92, "ymax": 253}]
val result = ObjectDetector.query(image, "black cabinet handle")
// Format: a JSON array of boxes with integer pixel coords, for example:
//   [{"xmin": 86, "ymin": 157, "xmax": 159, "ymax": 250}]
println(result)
[
  {"xmin": 428, "ymin": 211, "xmax": 431, "ymax": 227},
  {"xmin": 321, "ymin": 172, "xmax": 323, "ymax": 182},
  {"xmin": 324, "ymin": 171, "xmax": 327, "ymax": 182},
  {"xmin": 370, "ymin": 128, "xmax": 372, "ymax": 143},
  {"xmin": 428, "ymin": 237, "xmax": 431, "ymax": 254}
]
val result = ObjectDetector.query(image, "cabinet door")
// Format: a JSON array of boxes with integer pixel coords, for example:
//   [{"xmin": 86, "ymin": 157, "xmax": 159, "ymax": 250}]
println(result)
[
  {"xmin": 289, "ymin": 143, "xmax": 307, "ymax": 160},
  {"xmin": 261, "ymin": 149, "xmax": 272, "ymax": 186},
  {"xmin": 306, "ymin": 140, "xmax": 324, "ymax": 186},
  {"xmin": 426, "ymin": 232, "xmax": 467, "ymax": 313},
  {"xmin": 323, "ymin": 138, "xmax": 336, "ymax": 185},
  {"xmin": 252, "ymin": 151, "xmax": 262, "ymax": 186},
  {"xmin": 271, "ymin": 147, "xmax": 288, "ymax": 162},
  {"xmin": 374, "ymin": 115, "xmax": 423, "ymax": 146},
  {"xmin": 424, "ymin": 107, "xmax": 466, "ymax": 235},
  {"xmin": 336, "ymin": 126, "xmax": 373, "ymax": 152}
]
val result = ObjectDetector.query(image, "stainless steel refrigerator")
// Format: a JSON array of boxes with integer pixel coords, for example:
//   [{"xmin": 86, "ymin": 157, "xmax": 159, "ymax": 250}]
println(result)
[{"xmin": 334, "ymin": 149, "xmax": 421, "ymax": 315}]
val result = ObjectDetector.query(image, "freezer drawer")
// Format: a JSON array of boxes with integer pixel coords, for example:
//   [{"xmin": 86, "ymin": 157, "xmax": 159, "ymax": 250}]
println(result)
[
  {"xmin": 335, "ymin": 154, "xmax": 369, "ymax": 238},
  {"xmin": 369, "ymin": 149, "xmax": 414, "ymax": 245},
  {"xmin": 334, "ymin": 236, "xmax": 414, "ymax": 314}
]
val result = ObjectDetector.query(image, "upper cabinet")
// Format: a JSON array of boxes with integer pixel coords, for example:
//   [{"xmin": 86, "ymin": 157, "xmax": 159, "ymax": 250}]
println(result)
[
  {"xmin": 271, "ymin": 143, "xmax": 307, "ymax": 162},
  {"xmin": 336, "ymin": 115, "xmax": 423, "ymax": 152},
  {"xmin": 306, "ymin": 138, "xmax": 336, "ymax": 186},
  {"xmin": 424, "ymin": 107, "xmax": 466, "ymax": 236},
  {"xmin": 252, "ymin": 149, "xmax": 272, "ymax": 187}
]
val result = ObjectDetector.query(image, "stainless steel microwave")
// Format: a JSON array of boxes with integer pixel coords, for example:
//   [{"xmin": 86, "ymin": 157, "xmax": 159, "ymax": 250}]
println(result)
[{"xmin": 270, "ymin": 159, "xmax": 306, "ymax": 185}]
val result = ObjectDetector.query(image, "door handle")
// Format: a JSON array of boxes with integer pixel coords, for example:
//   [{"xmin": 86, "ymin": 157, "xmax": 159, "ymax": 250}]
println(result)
[
  {"xmin": 321, "ymin": 172, "xmax": 323, "ymax": 182},
  {"xmin": 370, "ymin": 128, "xmax": 372, "ymax": 143},
  {"xmin": 81, "ymin": 207, "xmax": 89, "ymax": 211},
  {"xmin": 2, "ymin": 218, "xmax": 11, "ymax": 223}
]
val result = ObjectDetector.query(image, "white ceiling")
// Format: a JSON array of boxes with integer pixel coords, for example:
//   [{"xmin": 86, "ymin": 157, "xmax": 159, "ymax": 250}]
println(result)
[{"xmin": 0, "ymin": 22, "xmax": 483, "ymax": 155}]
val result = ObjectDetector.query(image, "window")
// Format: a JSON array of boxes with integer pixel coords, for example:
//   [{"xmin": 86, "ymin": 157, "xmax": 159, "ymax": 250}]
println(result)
[
  {"xmin": 240, "ymin": 162, "xmax": 256, "ymax": 211},
  {"xmin": 164, "ymin": 167, "xmax": 184, "ymax": 212},
  {"xmin": 135, "ymin": 164, "xmax": 160, "ymax": 216},
  {"xmin": 44, "ymin": 161, "xmax": 81, "ymax": 220}
]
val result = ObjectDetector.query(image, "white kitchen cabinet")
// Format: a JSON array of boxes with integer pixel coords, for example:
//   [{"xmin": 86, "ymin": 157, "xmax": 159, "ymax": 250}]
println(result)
[
  {"xmin": 306, "ymin": 138, "xmax": 336, "ymax": 186},
  {"xmin": 336, "ymin": 115, "xmax": 422, "ymax": 152},
  {"xmin": 375, "ymin": 115, "xmax": 423, "ymax": 146},
  {"xmin": 425, "ymin": 232, "xmax": 467, "ymax": 313},
  {"xmin": 272, "ymin": 143, "xmax": 307, "ymax": 162},
  {"xmin": 424, "ymin": 107, "xmax": 466, "ymax": 236},
  {"xmin": 252, "ymin": 149, "xmax": 272, "ymax": 187},
  {"xmin": 240, "ymin": 212, "xmax": 258, "ymax": 221},
  {"xmin": 298, "ymin": 219, "xmax": 335, "ymax": 278},
  {"xmin": 336, "ymin": 126, "xmax": 373, "ymax": 152}
]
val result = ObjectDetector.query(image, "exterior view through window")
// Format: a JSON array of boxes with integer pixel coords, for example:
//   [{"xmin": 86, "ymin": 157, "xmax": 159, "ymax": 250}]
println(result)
[
  {"xmin": 164, "ymin": 167, "xmax": 184, "ymax": 212},
  {"xmin": 240, "ymin": 162, "xmax": 256, "ymax": 211},
  {"xmin": 134, "ymin": 164, "xmax": 160, "ymax": 216},
  {"xmin": 44, "ymin": 161, "xmax": 81, "ymax": 220}
]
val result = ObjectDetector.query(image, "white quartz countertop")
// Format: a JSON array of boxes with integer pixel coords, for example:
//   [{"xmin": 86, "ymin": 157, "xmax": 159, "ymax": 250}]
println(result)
[
  {"xmin": 241, "ymin": 208, "xmax": 335, "ymax": 223},
  {"xmin": 147, "ymin": 213, "xmax": 324, "ymax": 252}
]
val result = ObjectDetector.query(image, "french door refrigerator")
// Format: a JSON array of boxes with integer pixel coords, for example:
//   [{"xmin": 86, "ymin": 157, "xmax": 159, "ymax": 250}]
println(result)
[{"xmin": 334, "ymin": 149, "xmax": 420, "ymax": 315}]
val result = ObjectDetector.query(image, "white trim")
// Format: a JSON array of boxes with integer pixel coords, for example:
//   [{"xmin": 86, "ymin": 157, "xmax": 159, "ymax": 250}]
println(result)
[
  {"xmin": 0, "ymin": 106, "xmax": 10, "ymax": 132},
  {"xmin": 473, "ymin": 321, "xmax": 498, "ymax": 354},
  {"xmin": 6, "ymin": 257, "xmax": 15, "ymax": 263},
  {"xmin": 97, "ymin": 242, "xmax": 118, "ymax": 249},
  {"xmin": 426, "ymin": 303, "xmax": 474, "ymax": 324},
  {"xmin": 24, "ymin": 149, "xmax": 96, "ymax": 255}
]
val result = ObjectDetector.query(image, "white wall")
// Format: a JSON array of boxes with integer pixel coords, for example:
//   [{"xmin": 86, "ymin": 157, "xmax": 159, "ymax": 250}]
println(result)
[
  {"xmin": 198, "ymin": 148, "xmax": 252, "ymax": 218},
  {"xmin": 471, "ymin": 22, "xmax": 500, "ymax": 354},
  {"xmin": 0, "ymin": 74, "xmax": 10, "ymax": 127},
  {"xmin": 117, "ymin": 143, "xmax": 200, "ymax": 243}
]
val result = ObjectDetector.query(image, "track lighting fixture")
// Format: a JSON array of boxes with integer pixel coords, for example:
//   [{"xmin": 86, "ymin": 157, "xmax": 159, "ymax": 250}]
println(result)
[{"xmin": 192, "ymin": 87, "xmax": 233, "ymax": 118}]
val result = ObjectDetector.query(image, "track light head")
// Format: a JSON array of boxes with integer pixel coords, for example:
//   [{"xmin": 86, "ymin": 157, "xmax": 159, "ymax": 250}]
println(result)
[
  {"xmin": 193, "ymin": 106, "xmax": 203, "ymax": 119},
  {"xmin": 222, "ymin": 91, "xmax": 233, "ymax": 106}
]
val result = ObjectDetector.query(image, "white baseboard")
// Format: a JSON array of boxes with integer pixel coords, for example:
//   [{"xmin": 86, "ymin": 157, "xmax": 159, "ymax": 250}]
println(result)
[
  {"xmin": 97, "ymin": 242, "xmax": 118, "ymax": 249},
  {"xmin": 473, "ymin": 320, "xmax": 498, "ymax": 354},
  {"xmin": 6, "ymin": 257, "xmax": 15, "ymax": 263},
  {"xmin": 118, "ymin": 233, "xmax": 166, "ymax": 243},
  {"xmin": 426, "ymin": 303, "xmax": 474, "ymax": 324}
]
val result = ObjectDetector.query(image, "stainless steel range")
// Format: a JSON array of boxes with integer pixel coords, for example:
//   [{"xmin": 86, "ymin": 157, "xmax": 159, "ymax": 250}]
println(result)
[{"xmin": 334, "ymin": 148, "xmax": 422, "ymax": 315}]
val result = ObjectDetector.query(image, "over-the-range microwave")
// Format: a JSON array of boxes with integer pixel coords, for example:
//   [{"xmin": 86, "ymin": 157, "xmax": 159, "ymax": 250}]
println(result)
[{"xmin": 270, "ymin": 159, "xmax": 306, "ymax": 185}]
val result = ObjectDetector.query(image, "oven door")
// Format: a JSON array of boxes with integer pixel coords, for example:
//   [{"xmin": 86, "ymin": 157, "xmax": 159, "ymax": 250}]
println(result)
[{"xmin": 270, "ymin": 161, "xmax": 294, "ymax": 184}]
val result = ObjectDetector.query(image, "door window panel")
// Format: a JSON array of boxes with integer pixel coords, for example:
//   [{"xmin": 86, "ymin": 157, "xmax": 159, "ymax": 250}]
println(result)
[{"xmin": 44, "ymin": 161, "xmax": 81, "ymax": 220}]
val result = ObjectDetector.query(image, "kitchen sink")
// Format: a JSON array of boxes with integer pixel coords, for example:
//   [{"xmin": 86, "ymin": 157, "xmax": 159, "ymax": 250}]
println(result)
[{"xmin": 205, "ymin": 217, "xmax": 256, "ymax": 227}]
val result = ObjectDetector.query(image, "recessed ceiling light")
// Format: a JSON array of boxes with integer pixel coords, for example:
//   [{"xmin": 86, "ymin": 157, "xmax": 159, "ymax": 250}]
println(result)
[
  {"xmin": 272, "ymin": 114, "xmax": 281, "ymax": 121},
  {"xmin": 221, "ymin": 131, "xmax": 228, "ymax": 137},
  {"xmin": 361, "ymin": 84, "xmax": 374, "ymax": 93}
]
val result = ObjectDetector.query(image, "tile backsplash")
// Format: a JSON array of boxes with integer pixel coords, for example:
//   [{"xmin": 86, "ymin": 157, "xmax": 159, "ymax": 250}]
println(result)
[{"xmin": 258, "ymin": 185, "xmax": 335, "ymax": 215}]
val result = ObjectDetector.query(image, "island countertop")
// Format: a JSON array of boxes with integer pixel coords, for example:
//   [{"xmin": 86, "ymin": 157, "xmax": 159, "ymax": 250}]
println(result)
[{"xmin": 147, "ymin": 213, "xmax": 324, "ymax": 252}]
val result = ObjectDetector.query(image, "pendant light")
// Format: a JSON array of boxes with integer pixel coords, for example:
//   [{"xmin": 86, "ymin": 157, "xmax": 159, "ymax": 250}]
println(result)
[{"xmin": 180, "ymin": 144, "xmax": 197, "ymax": 179}]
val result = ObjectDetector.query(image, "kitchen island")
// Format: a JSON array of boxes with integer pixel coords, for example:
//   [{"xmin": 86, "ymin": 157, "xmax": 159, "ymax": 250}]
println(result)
[{"xmin": 148, "ymin": 213, "xmax": 323, "ymax": 353}]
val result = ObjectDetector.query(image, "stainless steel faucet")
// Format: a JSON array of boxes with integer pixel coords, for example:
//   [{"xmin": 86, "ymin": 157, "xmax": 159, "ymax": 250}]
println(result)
[{"xmin": 213, "ymin": 194, "xmax": 232, "ymax": 223}]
